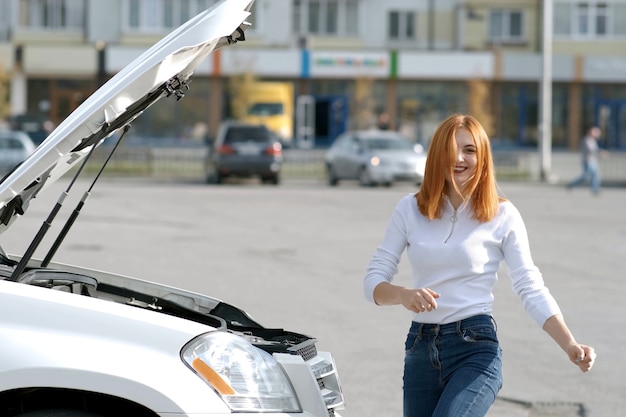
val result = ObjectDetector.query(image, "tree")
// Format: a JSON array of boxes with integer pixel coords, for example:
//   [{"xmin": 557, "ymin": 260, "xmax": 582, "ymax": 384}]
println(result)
[
  {"xmin": 468, "ymin": 78, "xmax": 494, "ymax": 137},
  {"xmin": 352, "ymin": 77, "xmax": 375, "ymax": 130},
  {"xmin": 227, "ymin": 72, "xmax": 258, "ymax": 119},
  {"xmin": 0, "ymin": 61, "xmax": 10, "ymax": 124}
]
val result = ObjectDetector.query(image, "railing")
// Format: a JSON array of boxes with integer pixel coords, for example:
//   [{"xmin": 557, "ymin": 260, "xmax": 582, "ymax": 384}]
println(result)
[
  {"xmin": 89, "ymin": 146, "xmax": 329, "ymax": 181},
  {"xmin": 89, "ymin": 145, "xmax": 626, "ymax": 186}
]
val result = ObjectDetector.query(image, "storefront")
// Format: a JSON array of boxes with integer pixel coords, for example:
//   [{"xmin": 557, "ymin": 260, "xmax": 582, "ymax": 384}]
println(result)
[{"xmin": 6, "ymin": 43, "xmax": 626, "ymax": 149}]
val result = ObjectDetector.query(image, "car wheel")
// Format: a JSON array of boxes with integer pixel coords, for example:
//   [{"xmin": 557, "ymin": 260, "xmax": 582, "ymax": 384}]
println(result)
[
  {"xmin": 207, "ymin": 171, "xmax": 223, "ymax": 184},
  {"xmin": 358, "ymin": 167, "xmax": 372, "ymax": 187},
  {"xmin": 17, "ymin": 410, "xmax": 104, "ymax": 417},
  {"xmin": 262, "ymin": 174, "xmax": 280, "ymax": 185},
  {"xmin": 327, "ymin": 164, "xmax": 339, "ymax": 186}
]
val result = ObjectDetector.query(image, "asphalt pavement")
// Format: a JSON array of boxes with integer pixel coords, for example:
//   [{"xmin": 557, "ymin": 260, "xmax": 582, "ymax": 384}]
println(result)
[{"xmin": 1, "ymin": 177, "xmax": 623, "ymax": 417}]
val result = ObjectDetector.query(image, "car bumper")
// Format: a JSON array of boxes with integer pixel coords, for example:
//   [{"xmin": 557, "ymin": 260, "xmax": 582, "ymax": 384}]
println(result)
[
  {"xmin": 216, "ymin": 157, "xmax": 282, "ymax": 176},
  {"xmin": 370, "ymin": 167, "xmax": 423, "ymax": 183}
]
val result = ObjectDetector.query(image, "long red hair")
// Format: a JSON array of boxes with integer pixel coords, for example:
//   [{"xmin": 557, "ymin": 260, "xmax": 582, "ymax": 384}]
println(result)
[{"xmin": 416, "ymin": 114, "xmax": 503, "ymax": 222}]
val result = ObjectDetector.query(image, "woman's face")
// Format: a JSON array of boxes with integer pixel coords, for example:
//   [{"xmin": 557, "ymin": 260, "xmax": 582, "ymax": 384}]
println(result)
[{"xmin": 446, "ymin": 127, "xmax": 477, "ymax": 192}]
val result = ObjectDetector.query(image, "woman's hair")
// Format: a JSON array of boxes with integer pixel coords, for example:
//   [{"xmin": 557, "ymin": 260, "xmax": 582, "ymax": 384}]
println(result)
[{"xmin": 416, "ymin": 114, "xmax": 502, "ymax": 222}]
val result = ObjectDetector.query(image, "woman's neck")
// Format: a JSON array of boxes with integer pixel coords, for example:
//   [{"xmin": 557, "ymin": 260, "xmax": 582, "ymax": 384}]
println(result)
[{"xmin": 445, "ymin": 185, "xmax": 466, "ymax": 209}]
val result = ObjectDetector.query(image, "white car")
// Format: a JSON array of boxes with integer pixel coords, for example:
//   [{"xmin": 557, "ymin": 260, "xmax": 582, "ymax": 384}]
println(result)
[
  {"xmin": 0, "ymin": 1, "xmax": 344, "ymax": 417},
  {"xmin": 325, "ymin": 130, "xmax": 427, "ymax": 187}
]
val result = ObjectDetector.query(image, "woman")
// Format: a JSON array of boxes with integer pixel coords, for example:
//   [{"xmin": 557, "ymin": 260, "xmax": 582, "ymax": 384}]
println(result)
[{"xmin": 363, "ymin": 114, "xmax": 596, "ymax": 417}]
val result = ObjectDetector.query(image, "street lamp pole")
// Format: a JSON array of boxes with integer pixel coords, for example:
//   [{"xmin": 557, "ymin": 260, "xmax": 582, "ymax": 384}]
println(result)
[{"xmin": 539, "ymin": 0, "xmax": 553, "ymax": 181}]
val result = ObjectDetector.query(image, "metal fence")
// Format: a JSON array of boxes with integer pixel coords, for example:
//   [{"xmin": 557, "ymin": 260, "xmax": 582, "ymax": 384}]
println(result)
[
  {"xmin": 89, "ymin": 145, "xmax": 626, "ymax": 185},
  {"xmin": 89, "ymin": 146, "xmax": 328, "ymax": 181}
]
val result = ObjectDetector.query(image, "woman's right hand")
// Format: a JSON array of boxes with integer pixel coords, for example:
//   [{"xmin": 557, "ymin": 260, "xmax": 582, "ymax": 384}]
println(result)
[{"xmin": 401, "ymin": 288, "xmax": 440, "ymax": 313}]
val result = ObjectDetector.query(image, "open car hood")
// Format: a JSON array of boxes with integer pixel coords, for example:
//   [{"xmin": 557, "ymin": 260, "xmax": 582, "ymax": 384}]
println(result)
[{"xmin": 0, "ymin": 0, "xmax": 254, "ymax": 235}]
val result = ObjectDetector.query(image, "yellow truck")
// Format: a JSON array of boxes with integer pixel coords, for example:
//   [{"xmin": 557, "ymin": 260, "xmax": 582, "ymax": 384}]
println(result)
[{"xmin": 240, "ymin": 81, "xmax": 294, "ymax": 147}]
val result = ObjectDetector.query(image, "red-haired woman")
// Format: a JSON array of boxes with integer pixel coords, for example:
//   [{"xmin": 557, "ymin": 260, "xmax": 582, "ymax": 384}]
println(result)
[{"xmin": 363, "ymin": 114, "xmax": 596, "ymax": 417}]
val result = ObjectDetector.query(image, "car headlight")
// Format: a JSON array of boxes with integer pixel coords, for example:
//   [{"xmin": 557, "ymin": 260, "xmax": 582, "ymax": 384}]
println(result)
[
  {"xmin": 181, "ymin": 331, "xmax": 301, "ymax": 413},
  {"xmin": 370, "ymin": 156, "xmax": 390, "ymax": 167}
]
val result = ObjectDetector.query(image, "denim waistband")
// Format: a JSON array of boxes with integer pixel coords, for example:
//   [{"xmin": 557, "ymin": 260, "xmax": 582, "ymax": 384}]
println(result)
[{"xmin": 409, "ymin": 314, "xmax": 496, "ymax": 338}]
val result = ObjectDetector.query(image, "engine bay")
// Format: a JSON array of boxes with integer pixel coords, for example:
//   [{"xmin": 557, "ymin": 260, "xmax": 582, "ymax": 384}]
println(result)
[{"xmin": 0, "ymin": 254, "xmax": 317, "ymax": 360}]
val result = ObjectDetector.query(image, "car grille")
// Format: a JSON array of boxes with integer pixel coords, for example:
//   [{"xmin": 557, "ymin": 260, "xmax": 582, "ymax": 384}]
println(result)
[
  {"xmin": 284, "ymin": 339, "xmax": 344, "ymax": 416},
  {"xmin": 287, "ymin": 338, "xmax": 318, "ymax": 361}
]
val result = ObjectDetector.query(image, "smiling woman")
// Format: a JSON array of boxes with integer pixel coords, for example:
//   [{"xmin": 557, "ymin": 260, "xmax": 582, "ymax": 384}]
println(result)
[{"xmin": 364, "ymin": 113, "xmax": 596, "ymax": 417}]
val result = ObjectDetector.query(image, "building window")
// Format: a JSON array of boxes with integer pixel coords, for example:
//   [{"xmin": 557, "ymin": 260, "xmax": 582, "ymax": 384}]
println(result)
[
  {"xmin": 17, "ymin": 0, "xmax": 85, "ymax": 30},
  {"xmin": 388, "ymin": 10, "xmax": 415, "ymax": 42},
  {"xmin": 293, "ymin": 0, "xmax": 360, "ymax": 36},
  {"xmin": 576, "ymin": 3, "xmax": 590, "ymax": 34},
  {"xmin": 595, "ymin": 3, "xmax": 608, "ymax": 35},
  {"xmin": 0, "ymin": 1, "xmax": 10, "ymax": 40},
  {"xmin": 488, "ymin": 9, "xmax": 524, "ymax": 43},
  {"xmin": 555, "ymin": 2, "xmax": 626, "ymax": 37},
  {"xmin": 125, "ymin": 0, "xmax": 216, "ymax": 31},
  {"xmin": 124, "ymin": 0, "xmax": 256, "ymax": 32},
  {"xmin": 576, "ymin": 2, "xmax": 608, "ymax": 36}
]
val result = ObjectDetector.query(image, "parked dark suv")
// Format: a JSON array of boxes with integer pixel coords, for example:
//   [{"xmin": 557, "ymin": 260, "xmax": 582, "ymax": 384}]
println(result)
[{"xmin": 206, "ymin": 121, "xmax": 283, "ymax": 185}]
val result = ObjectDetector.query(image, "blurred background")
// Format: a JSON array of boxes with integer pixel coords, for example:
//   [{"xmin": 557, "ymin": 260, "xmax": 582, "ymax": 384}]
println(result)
[{"xmin": 0, "ymin": 0, "xmax": 625, "ymax": 183}]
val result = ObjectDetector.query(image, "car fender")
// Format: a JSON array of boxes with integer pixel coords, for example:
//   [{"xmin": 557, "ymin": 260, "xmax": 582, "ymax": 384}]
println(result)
[{"xmin": 0, "ymin": 280, "xmax": 230, "ymax": 414}]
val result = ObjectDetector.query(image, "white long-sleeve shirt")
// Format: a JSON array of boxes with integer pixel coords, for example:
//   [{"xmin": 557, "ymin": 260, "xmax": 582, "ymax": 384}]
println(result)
[{"xmin": 364, "ymin": 193, "xmax": 561, "ymax": 327}]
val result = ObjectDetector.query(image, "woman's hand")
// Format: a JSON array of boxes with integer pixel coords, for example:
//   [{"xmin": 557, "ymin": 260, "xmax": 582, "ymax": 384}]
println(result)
[
  {"xmin": 567, "ymin": 343, "xmax": 596, "ymax": 373},
  {"xmin": 400, "ymin": 288, "xmax": 440, "ymax": 313},
  {"xmin": 543, "ymin": 315, "xmax": 596, "ymax": 373}
]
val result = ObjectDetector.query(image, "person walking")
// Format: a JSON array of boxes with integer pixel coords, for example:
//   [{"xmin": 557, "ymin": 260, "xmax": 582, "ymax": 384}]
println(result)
[
  {"xmin": 363, "ymin": 114, "xmax": 596, "ymax": 417},
  {"xmin": 566, "ymin": 126, "xmax": 607, "ymax": 195},
  {"xmin": 376, "ymin": 111, "xmax": 391, "ymax": 130}
]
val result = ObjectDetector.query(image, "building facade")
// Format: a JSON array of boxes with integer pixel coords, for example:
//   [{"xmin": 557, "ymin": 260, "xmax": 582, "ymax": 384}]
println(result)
[{"xmin": 1, "ymin": 0, "xmax": 625, "ymax": 149}]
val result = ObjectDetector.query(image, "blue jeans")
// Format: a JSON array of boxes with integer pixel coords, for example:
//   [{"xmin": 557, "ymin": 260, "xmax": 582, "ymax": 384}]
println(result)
[
  {"xmin": 403, "ymin": 315, "xmax": 503, "ymax": 417},
  {"xmin": 568, "ymin": 161, "xmax": 601, "ymax": 194}
]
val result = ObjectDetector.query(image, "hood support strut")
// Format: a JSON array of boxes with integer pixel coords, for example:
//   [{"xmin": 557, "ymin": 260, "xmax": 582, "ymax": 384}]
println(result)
[
  {"xmin": 8, "ymin": 129, "xmax": 105, "ymax": 282},
  {"xmin": 41, "ymin": 125, "xmax": 131, "ymax": 268},
  {"xmin": 8, "ymin": 76, "xmax": 189, "ymax": 282}
]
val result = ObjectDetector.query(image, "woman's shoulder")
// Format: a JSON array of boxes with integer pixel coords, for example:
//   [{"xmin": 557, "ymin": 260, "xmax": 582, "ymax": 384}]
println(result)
[
  {"xmin": 398, "ymin": 192, "xmax": 419, "ymax": 206},
  {"xmin": 497, "ymin": 199, "xmax": 524, "ymax": 222},
  {"xmin": 394, "ymin": 193, "xmax": 420, "ymax": 213}
]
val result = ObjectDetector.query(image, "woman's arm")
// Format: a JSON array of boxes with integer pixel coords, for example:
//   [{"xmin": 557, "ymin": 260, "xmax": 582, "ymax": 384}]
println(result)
[
  {"xmin": 543, "ymin": 314, "xmax": 596, "ymax": 373},
  {"xmin": 373, "ymin": 282, "xmax": 439, "ymax": 313}
]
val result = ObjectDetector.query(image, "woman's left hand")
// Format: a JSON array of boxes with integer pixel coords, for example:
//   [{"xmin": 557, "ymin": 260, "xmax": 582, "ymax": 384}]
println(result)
[{"xmin": 567, "ymin": 344, "xmax": 596, "ymax": 373}]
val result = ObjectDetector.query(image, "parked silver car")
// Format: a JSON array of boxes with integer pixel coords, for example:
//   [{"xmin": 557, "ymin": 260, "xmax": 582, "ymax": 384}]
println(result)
[
  {"xmin": 0, "ymin": 130, "xmax": 37, "ymax": 174},
  {"xmin": 325, "ymin": 130, "xmax": 427, "ymax": 187}
]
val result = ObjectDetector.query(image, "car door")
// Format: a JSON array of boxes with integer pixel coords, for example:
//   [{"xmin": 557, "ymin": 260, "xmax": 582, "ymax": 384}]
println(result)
[
  {"xmin": 328, "ymin": 134, "xmax": 349, "ymax": 178},
  {"xmin": 342, "ymin": 136, "xmax": 365, "ymax": 179}
]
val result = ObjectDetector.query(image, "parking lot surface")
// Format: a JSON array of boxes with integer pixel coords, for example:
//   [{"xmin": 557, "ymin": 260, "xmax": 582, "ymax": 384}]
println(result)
[{"xmin": 2, "ymin": 177, "xmax": 622, "ymax": 417}]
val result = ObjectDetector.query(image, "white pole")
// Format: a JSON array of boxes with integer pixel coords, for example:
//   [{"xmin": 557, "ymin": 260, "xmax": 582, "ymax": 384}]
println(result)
[{"xmin": 539, "ymin": 0, "xmax": 553, "ymax": 181}]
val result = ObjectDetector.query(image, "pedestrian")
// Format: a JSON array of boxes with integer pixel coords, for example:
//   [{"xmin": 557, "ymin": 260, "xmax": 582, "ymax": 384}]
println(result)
[
  {"xmin": 377, "ymin": 111, "xmax": 391, "ymax": 130},
  {"xmin": 363, "ymin": 114, "xmax": 596, "ymax": 417},
  {"xmin": 566, "ymin": 126, "xmax": 608, "ymax": 195}
]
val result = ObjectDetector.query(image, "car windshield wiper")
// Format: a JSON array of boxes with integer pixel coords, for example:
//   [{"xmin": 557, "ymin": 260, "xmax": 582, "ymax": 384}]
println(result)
[{"xmin": 8, "ymin": 76, "xmax": 190, "ymax": 282}]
